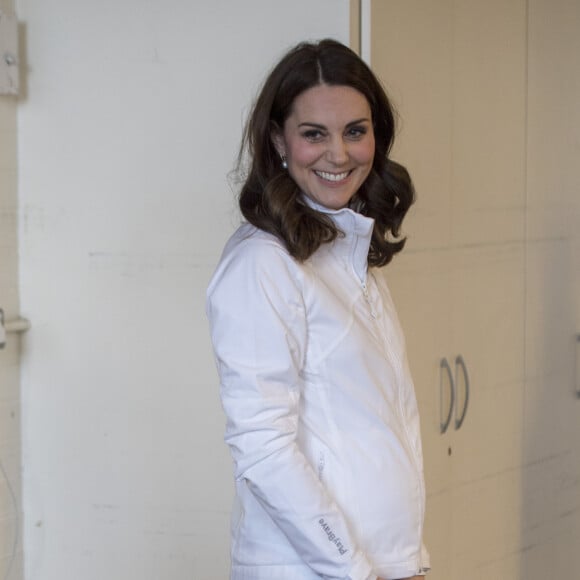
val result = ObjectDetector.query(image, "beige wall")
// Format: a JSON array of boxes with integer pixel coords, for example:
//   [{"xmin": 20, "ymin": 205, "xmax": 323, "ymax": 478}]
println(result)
[
  {"xmin": 524, "ymin": 0, "xmax": 580, "ymax": 574},
  {"xmin": 0, "ymin": 0, "xmax": 23, "ymax": 577}
]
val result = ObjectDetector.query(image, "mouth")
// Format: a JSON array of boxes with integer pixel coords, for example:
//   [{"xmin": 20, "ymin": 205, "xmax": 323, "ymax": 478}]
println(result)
[{"xmin": 314, "ymin": 169, "xmax": 352, "ymax": 183}]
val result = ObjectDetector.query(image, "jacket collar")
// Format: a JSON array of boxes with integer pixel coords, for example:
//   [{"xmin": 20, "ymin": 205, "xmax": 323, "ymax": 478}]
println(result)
[{"xmin": 302, "ymin": 195, "xmax": 374, "ymax": 284}]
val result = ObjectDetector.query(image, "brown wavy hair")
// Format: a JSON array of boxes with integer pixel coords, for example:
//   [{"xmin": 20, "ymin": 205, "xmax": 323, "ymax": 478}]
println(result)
[{"xmin": 237, "ymin": 38, "xmax": 415, "ymax": 267}]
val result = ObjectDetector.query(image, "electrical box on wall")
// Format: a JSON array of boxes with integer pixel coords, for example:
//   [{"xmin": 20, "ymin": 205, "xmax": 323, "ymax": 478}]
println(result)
[{"xmin": 0, "ymin": 10, "xmax": 19, "ymax": 95}]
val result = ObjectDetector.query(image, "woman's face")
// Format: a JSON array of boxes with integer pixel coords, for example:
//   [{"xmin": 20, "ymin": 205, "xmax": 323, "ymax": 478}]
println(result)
[{"xmin": 272, "ymin": 84, "xmax": 375, "ymax": 210}]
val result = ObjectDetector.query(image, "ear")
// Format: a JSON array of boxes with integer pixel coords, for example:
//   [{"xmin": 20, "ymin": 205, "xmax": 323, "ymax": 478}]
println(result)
[{"xmin": 270, "ymin": 123, "xmax": 286, "ymax": 158}]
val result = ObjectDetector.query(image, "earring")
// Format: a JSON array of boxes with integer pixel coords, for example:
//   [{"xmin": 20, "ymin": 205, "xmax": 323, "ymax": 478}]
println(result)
[{"xmin": 281, "ymin": 155, "xmax": 288, "ymax": 170}]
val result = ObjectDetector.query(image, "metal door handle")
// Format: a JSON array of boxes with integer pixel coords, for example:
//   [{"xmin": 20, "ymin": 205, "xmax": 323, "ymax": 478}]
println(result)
[
  {"xmin": 440, "ymin": 357, "xmax": 455, "ymax": 434},
  {"xmin": 454, "ymin": 354, "xmax": 470, "ymax": 430}
]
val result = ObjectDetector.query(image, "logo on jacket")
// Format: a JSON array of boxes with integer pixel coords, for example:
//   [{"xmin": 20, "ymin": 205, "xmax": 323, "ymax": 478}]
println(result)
[{"xmin": 318, "ymin": 518, "xmax": 348, "ymax": 555}]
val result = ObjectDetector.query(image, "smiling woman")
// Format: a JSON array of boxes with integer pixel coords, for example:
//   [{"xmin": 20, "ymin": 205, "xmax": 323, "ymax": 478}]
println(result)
[
  {"xmin": 206, "ymin": 39, "xmax": 429, "ymax": 580},
  {"xmin": 271, "ymin": 84, "xmax": 375, "ymax": 211},
  {"xmin": 237, "ymin": 38, "xmax": 414, "ymax": 267}
]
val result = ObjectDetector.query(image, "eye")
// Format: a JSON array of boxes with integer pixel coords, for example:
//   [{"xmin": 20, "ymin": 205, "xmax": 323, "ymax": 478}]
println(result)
[
  {"xmin": 346, "ymin": 125, "xmax": 368, "ymax": 139},
  {"xmin": 302, "ymin": 129, "xmax": 326, "ymax": 142}
]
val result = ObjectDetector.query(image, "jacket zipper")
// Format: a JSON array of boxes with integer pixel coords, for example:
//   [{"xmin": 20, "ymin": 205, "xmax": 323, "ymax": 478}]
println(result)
[
  {"xmin": 360, "ymin": 282, "xmax": 378, "ymax": 319},
  {"xmin": 363, "ymin": 275, "xmax": 427, "ymax": 574}
]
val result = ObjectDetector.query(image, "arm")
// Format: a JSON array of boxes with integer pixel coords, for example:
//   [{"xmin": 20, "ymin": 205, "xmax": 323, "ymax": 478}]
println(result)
[{"xmin": 207, "ymin": 240, "xmax": 374, "ymax": 580}]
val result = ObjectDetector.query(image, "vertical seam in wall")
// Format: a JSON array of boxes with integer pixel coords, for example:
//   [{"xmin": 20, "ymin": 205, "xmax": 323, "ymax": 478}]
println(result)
[
  {"xmin": 349, "ymin": 0, "xmax": 361, "ymax": 56},
  {"xmin": 450, "ymin": 1, "xmax": 456, "ymax": 248},
  {"xmin": 0, "ymin": 459, "xmax": 19, "ymax": 580},
  {"xmin": 523, "ymin": 0, "xmax": 529, "ymax": 459},
  {"xmin": 0, "ymin": 3, "xmax": 22, "ymax": 578},
  {"xmin": 358, "ymin": 0, "xmax": 362, "ymax": 56},
  {"xmin": 360, "ymin": 0, "xmax": 371, "ymax": 65}
]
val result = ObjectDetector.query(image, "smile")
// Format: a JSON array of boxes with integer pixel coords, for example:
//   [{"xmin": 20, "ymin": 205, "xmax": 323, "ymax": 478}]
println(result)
[{"xmin": 314, "ymin": 170, "xmax": 351, "ymax": 182}]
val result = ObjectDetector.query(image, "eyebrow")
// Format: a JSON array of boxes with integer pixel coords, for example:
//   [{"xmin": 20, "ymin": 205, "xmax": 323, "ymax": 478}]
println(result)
[{"xmin": 298, "ymin": 118, "xmax": 371, "ymax": 129}]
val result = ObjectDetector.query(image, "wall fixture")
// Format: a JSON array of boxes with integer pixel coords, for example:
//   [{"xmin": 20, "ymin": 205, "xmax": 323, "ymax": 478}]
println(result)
[
  {"xmin": 0, "ymin": 308, "xmax": 30, "ymax": 349},
  {"xmin": 0, "ymin": 10, "xmax": 19, "ymax": 95}
]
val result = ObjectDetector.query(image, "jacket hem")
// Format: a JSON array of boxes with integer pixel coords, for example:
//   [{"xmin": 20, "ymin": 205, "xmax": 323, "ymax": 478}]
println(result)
[{"xmin": 230, "ymin": 556, "xmax": 428, "ymax": 580}]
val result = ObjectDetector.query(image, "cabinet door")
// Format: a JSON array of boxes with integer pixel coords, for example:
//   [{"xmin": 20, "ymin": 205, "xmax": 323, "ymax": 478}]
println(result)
[
  {"xmin": 387, "ymin": 250, "xmax": 455, "ymax": 578},
  {"xmin": 368, "ymin": 0, "xmax": 526, "ymax": 252},
  {"xmin": 369, "ymin": 0, "xmax": 454, "ymax": 253},
  {"xmin": 390, "ymin": 244, "xmax": 526, "ymax": 580},
  {"xmin": 449, "ymin": 0, "xmax": 527, "ymax": 247},
  {"xmin": 447, "ymin": 245, "xmax": 525, "ymax": 578}
]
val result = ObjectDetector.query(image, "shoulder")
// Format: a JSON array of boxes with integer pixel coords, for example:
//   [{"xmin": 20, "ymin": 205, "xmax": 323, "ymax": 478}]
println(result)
[
  {"xmin": 207, "ymin": 223, "xmax": 304, "ymax": 300},
  {"xmin": 222, "ymin": 222, "xmax": 289, "ymax": 261}
]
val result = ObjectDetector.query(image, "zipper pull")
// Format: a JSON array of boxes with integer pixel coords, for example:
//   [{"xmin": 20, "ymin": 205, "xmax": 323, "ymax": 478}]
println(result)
[{"xmin": 361, "ymin": 283, "xmax": 378, "ymax": 319}]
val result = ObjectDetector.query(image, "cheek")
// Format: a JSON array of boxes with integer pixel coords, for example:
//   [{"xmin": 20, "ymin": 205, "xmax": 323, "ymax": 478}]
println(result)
[
  {"xmin": 288, "ymin": 142, "xmax": 321, "ymax": 168},
  {"xmin": 347, "ymin": 135, "xmax": 376, "ymax": 169},
  {"xmin": 359, "ymin": 138, "xmax": 376, "ymax": 166}
]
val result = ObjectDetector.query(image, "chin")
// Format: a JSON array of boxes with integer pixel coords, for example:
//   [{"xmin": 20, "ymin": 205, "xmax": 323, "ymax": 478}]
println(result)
[{"xmin": 323, "ymin": 194, "xmax": 356, "ymax": 210}]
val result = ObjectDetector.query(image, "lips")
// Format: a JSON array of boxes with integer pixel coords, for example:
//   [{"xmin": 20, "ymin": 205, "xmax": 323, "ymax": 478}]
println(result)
[{"xmin": 314, "ymin": 170, "xmax": 351, "ymax": 182}]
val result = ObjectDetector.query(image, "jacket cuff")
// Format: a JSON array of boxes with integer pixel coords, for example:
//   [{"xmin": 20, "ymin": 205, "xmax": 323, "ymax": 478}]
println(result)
[{"xmin": 346, "ymin": 551, "xmax": 375, "ymax": 580}]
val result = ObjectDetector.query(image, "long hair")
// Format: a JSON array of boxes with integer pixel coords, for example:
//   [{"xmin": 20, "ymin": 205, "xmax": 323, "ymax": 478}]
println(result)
[{"xmin": 237, "ymin": 38, "xmax": 415, "ymax": 267}]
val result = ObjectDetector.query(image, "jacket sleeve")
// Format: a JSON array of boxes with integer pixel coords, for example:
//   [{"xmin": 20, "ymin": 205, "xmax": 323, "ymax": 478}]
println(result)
[{"xmin": 206, "ymin": 239, "xmax": 374, "ymax": 580}]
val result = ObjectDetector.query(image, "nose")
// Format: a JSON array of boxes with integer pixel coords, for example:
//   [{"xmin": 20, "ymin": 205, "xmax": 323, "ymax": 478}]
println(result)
[{"xmin": 326, "ymin": 136, "xmax": 349, "ymax": 166}]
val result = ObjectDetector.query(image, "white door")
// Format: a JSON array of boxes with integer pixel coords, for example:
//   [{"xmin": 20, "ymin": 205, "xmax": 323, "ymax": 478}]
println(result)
[{"xmin": 13, "ymin": 2, "xmax": 351, "ymax": 579}]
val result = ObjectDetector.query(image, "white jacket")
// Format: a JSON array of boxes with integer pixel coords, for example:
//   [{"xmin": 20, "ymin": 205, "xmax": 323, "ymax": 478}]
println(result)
[{"xmin": 206, "ymin": 202, "xmax": 430, "ymax": 580}]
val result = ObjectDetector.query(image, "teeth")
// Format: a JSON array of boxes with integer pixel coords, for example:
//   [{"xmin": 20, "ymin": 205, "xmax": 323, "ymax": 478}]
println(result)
[{"xmin": 315, "ymin": 170, "xmax": 350, "ymax": 182}]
